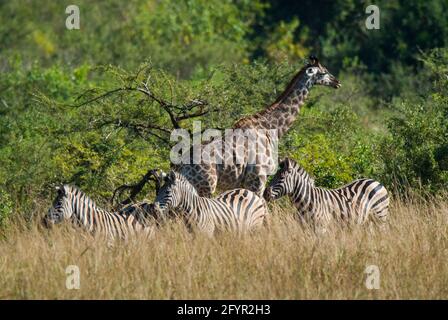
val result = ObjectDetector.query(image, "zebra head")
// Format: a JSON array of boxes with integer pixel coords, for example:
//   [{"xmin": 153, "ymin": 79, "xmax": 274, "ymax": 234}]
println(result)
[
  {"xmin": 264, "ymin": 158, "xmax": 314, "ymax": 201},
  {"xmin": 305, "ymin": 55, "xmax": 341, "ymax": 89},
  {"xmin": 43, "ymin": 185, "xmax": 75, "ymax": 227},
  {"xmin": 154, "ymin": 171, "xmax": 195, "ymax": 213}
]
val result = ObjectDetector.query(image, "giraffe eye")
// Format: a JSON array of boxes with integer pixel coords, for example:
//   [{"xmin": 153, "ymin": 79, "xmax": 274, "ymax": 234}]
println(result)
[{"xmin": 306, "ymin": 68, "xmax": 317, "ymax": 76}]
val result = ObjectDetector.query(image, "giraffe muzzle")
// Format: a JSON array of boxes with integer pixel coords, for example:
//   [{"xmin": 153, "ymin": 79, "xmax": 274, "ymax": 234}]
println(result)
[{"xmin": 331, "ymin": 77, "xmax": 341, "ymax": 89}]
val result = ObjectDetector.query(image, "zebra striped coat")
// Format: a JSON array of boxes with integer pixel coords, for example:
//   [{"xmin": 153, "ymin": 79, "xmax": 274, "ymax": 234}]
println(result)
[
  {"xmin": 263, "ymin": 158, "xmax": 389, "ymax": 226},
  {"xmin": 154, "ymin": 171, "xmax": 268, "ymax": 236},
  {"xmin": 44, "ymin": 185, "xmax": 153, "ymax": 240},
  {"xmin": 118, "ymin": 201, "xmax": 169, "ymax": 226}
]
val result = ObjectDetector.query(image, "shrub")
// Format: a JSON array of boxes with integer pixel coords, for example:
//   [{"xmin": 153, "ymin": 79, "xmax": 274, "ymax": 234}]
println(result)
[
  {"xmin": 0, "ymin": 188, "xmax": 13, "ymax": 227},
  {"xmin": 281, "ymin": 103, "xmax": 379, "ymax": 189},
  {"xmin": 378, "ymin": 49, "xmax": 448, "ymax": 194}
]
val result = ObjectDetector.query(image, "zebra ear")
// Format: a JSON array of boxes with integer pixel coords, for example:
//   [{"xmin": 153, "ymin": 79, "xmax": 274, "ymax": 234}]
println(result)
[
  {"xmin": 279, "ymin": 158, "xmax": 286, "ymax": 169},
  {"xmin": 279, "ymin": 158, "xmax": 288, "ymax": 169},
  {"xmin": 284, "ymin": 158, "xmax": 293, "ymax": 170},
  {"xmin": 55, "ymin": 185, "xmax": 64, "ymax": 195},
  {"xmin": 169, "ymin": 171, "xmax": 176, "ymax": 182}
]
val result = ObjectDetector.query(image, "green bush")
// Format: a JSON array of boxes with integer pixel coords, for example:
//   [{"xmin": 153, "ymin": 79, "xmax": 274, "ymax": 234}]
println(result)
[
  {"xmin": 281, "ymin": 104, "xmax": 379, "ymax": 189},
  {"xmin": 1, "ymin": 0, "xmax": 448, "ymax": 220},
  {"xmin": 0, "ymin": 188, "xmax": 13, "ymax": 227},
  {"xmin": 0, "ymin": 0, "xmax": 266, "ymax": 77},
  {"xmin": 379, "ymin": 49, "xmax": 448, "ymax": 194}
]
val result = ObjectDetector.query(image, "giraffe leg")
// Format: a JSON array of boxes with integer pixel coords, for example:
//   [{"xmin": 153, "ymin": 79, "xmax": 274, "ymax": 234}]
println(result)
[
  {"xmin": 179, "ymin": 163, "xmax": 217, "ymax": 197},
  {"xmin": 243, "ymin": 172, "xmax": 267, "ymax": 196},
  {"xmin": 196, "ymin": 165, "xmax": 217, "ymax": 197}
]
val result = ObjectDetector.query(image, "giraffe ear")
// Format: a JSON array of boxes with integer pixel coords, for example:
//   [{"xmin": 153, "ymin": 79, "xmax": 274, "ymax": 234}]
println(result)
[{"xmin": 309, "ymin": 55, "xmax": 319, "ymax": 65}]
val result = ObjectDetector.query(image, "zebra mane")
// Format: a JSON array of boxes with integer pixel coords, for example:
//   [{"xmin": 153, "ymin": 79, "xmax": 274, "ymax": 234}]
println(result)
[
  {"xmin": 62, "ymin": 184, "xmax": 101, "ymax": 210},
  {"xmin": 297, "ymin": 166, "xmax": 315, "ymax": 186},
  {"xmin": 282, "ymin": 158, "xmax": 315, "ymax": 186},
  {"xmin": 170, "ymin": 171, "xmax": 199, "ymax": 195}
]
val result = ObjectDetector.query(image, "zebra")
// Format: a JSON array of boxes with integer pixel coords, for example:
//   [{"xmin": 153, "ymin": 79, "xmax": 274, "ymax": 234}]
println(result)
[
  {"xmin": 153, "ymin": 171, "xmax": 268, "ymax": 236},
  {"xmin": 118, "ymin": 201, "xmax": 168, "ymax": 226},
  {"xmin": 43, "ymin": 185, "xmax": 154, "ymax": 240},
  {"xmin": 263, "ymin": 158, "xmax": 389, "ymax": 227}
]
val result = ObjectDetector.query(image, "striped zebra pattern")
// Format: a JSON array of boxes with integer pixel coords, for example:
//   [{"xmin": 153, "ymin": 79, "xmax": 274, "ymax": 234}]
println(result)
[
  {"xmin": 118, "ymin": 201, "xmax": 168, "ymax": 226},
  {"xmin": 44, "ymin": 185, "xmax": 153, "ymax": 240},
  {"xmin": 154, "ymin": 171, "xmax": 268, "ymax": 236},
  {"xmin": 263, "ymin": 158, "xmax": 389, "ymax": 226}
]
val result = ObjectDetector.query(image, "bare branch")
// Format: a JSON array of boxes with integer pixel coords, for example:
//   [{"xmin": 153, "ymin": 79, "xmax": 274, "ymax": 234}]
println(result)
[
  {"xmin": 111, "ymin": 168, "xmax": 163, "ymax": 207},
  {"xmin": 72, "ymin": 87, "xmax": 134, "ymax": 108}
]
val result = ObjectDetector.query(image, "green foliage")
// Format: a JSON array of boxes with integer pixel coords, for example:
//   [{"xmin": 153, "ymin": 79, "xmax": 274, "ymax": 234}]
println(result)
[
  {"xmin": 379, "ymin": 49, "xmax": 448, "ymax": 193},
  {"xmin": 262, "ymin": 18, "xmax": 310, "ymax": 62},
  {"xmin": 258, "ymin": 0, "xmax": 448, "ymax": 100},
  {"xmin": 281, "ymin": 105, "xmax": 379, "ymax": 188},
  {"xmin": 0, "ymin": 189, "xmax": 13, "ymax": 227},
  {"xmin": 0, "ymin": 0, "xmax": 266, "ymax": 77},
  {"xmin": 0, "ymin": 2, "xmax": 447, "ymax": 222}
]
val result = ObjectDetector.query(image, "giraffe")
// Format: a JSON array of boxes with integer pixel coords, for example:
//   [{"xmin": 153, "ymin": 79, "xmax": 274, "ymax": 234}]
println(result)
[{"xmin": 176, "ymin": 56, "xmax": 340, "ymax": 197}]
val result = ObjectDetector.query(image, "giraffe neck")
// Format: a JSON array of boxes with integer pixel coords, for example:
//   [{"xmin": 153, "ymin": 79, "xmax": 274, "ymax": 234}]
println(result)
[{"xmin": 260, "ymin": 75, "xmax": 312, "ymax": 138}]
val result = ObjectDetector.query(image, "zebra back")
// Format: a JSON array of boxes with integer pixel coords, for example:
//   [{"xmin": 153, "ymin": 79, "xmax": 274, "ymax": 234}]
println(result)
[
  {"xmin": 154, "ymin": 171, "xmax": 268, "ymax": 235},
  {"xmin": 265, "ymin": 158, "xmax": 389, "ymax": 225}
]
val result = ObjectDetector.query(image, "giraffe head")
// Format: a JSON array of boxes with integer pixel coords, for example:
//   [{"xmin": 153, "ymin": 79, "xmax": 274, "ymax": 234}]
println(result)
[
  {"xmin": 43, "ymin": 185, "xmax": 75, "ymax": 227},
  {"xmin": 304, "ymin": 55, "xmax": 340, "ymax": 89}
]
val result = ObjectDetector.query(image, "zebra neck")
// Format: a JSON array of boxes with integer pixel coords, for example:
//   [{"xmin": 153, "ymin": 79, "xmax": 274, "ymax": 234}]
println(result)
[
  {"xmin": 71, "ymin": 195, "xmax": 107, "ymax": 230},
  {"xmin": 178, "ymin": 189, "xmax": 200, "ymax": 217},
  {"xmin": 291, "ymin": 179, "xmax": 314, "ymax": 203}
]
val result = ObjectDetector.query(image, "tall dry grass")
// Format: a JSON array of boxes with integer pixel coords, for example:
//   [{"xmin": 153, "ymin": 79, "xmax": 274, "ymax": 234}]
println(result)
[{"xmin": 0, "ymin": 196, "xmax": 447, "ymax": 299}]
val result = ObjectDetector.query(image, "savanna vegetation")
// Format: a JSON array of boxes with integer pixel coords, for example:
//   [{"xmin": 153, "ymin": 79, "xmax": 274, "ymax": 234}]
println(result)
[
  {"xmin": 0, "ymin": 0, "xmax": 447, "ymax": 299},
  {"xmin": 1, "ymin": 197, "xmax": 448, "ymax": 299}
]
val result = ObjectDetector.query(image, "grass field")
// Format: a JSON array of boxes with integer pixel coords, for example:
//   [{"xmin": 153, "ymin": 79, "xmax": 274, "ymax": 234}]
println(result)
[{"xmin": 0, "ymin": 196, "xmax": 447, "ymax": 299}]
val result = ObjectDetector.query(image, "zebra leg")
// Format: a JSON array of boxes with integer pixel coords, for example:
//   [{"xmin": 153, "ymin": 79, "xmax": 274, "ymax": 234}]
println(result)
[
  {"xmin": 201, "ymin": 221, "xmax": 215, "ymax": 237},
  {"xmin": 372, "ymin": 208, "xmax": 389, "ymax": 232},
  {"xmin": 314, "ymin": 221, "xmax": 329, "ymax": 236},
  {"xmin": 262, "ymin": 211, "xmax": 272, "ymax": 229},
  {"xmin": 370, "ymin": 195, "xmax": 390, "ymax": 231}
]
